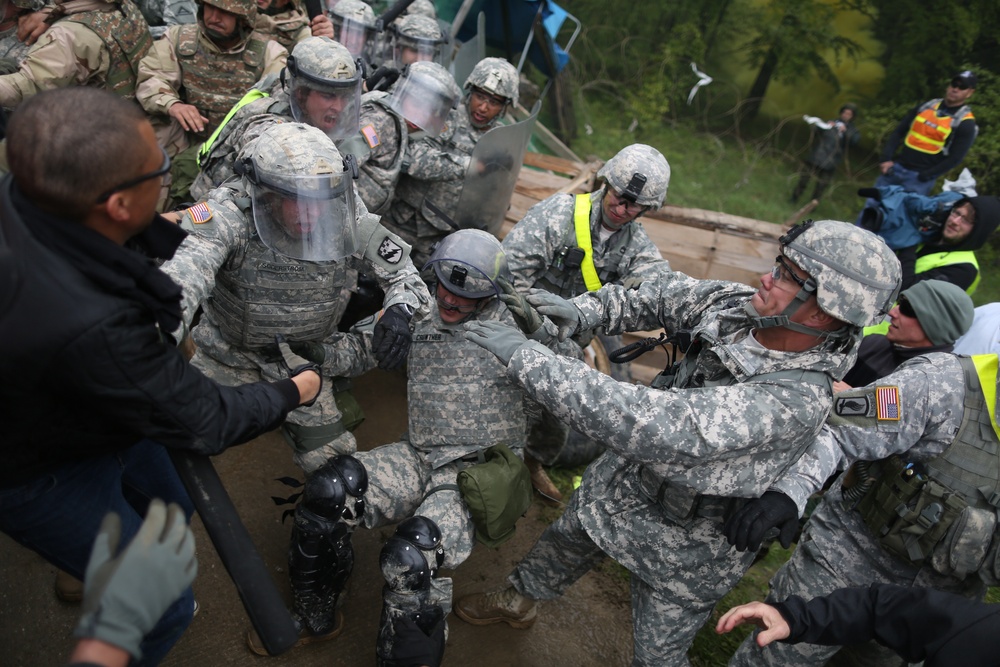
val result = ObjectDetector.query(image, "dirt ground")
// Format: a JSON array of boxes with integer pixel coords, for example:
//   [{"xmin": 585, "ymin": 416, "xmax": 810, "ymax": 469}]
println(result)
[{"xmin": 0, "ymin": 369, "xmax": 634, "ymax": 666}]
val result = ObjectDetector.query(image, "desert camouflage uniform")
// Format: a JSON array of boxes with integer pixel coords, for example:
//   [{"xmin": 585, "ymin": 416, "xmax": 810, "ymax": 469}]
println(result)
[
  {"xmin": 500, "ymin": 274, "xmax": 854, "ymax": 666},
  {"xmin": 730, "ymin": 352, "xmax": 996, "ymax": 667},
  {"xmin": 357, "ymin": 299, "xmax": 526, "ymax": 615},
  {"xmin": 503, "ymin": 186, "xmax": 670, "ymax": 464},
  {"xmin": 160, "ymin": 181, "xmax": 429, "ymax": 473},
  {"xmin": 385, "ymin": 104, "xmax": 491, "ymax": 266},
  {"xmin": 136, "ymin": 22, "xmax": 287, "ymax": 153},
  {"xmin": 351, "ymin": 90, "xmax": 407, "ymax": 215},
  {"xmin": 254, "ymin": 4, "xmax": 309, "ymax": 50},
  {"xmin": 0, "ymin": 0, "xmax": 151, "ymax": 107}
]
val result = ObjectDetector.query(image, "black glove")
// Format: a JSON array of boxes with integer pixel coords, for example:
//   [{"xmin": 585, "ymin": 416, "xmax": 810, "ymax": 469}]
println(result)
[
  {"xmin": 723, "ymin": 491, "xmax": 799, "ymax": 553},
  {"xmin": 373, "ymin": 303, "xmax": 413, "ymax": 370},
  {"xmin": 367, "ymin": 65, "xmax": 400, "ymax": 93},
  {"xmin": 857, "ymin": 187, "xmax": 882, "ymax": 202},
  {"xmin": 275, "ymin": 334, "xmax": 323, "ymax": 407},
  {"xmin": 388, "ymin": 615, "xmax": 446, "ymax": 667}
]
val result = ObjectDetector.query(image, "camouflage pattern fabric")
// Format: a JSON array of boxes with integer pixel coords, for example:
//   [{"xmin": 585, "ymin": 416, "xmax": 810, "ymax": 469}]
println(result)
[
  {"xmin": 503, "ymin": 188, "xmax": 669, "ymax": 298},
  {"xmin": 255, "ymin": 6, "xmax": 310, "ymax": 50},
  {"xmin": 356, "ymin": 301, "xmax": 526, "ymax": 615},
  {"xmin": 730, "ymin": 352, "xmax": 993, "ymax": 667},
  {"xmin": 385, "ymin": 103, "xmax": 490, "ymax": 266},
  {"xmin": 136, "ymin": 0, "xmax": 196, "ymax": 37},
  {"xmin": 497, "ymin": 272, "xmax": 854, "ymax": 665},
  {"xmin": 159, "ymin": 180, "xmax": 429, "ymax": 471},
  {"xmin": 0, "ymin": 8, "xmax": 151, "ymax": 107},
  {"xmin": 0, "ymin": 26, "xmax": 33, "ymax": 67},
  {"xmin": 136, "ymin": 23, "xmax": 287, "ymax": 139},
  {"xmin": 190, "ymin": 74, "xmax": 286, "ymax": 199},
  {"xmin": 352, "ymin": 92, "xmax": 407, "ymax": 215}
]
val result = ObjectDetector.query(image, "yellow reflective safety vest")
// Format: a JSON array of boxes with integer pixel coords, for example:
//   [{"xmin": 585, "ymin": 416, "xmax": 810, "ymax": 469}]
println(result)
[
  {"xmin": 197, "ymin": 88, "xmax": 270, "ymax": 167},
  {"xmin": 573, "ymin": 193, "xmax": 602, "ymax": 291},
  {"xmin": 915, "ymin": 250, "xmax": 980, "ymax": 295}
]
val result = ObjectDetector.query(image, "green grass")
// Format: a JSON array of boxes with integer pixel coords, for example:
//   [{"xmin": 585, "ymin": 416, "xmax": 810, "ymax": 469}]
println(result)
[{"xmin": 563, "ymin": 95, "xmax": 1000, "ymax": 305}]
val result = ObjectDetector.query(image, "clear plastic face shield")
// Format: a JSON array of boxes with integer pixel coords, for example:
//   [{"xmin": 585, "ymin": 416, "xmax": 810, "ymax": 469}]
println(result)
[
  {"xmin": 392, "ymin": 34, "xmax": 444, "ymax": 66},
  {"xmin": 386, "ymin": 68, "xmax": 458, "ymax": 138},
  {"xmin": 288, "ymin": 72, "xmax": 362, "ymax": 143},
  {"xmin": 331, "ymin": 16, "xmax": 373, "ymax": 58},
  {"xmin": 250, "ymin": 170, "xmax": 359, "ymax": 261}
]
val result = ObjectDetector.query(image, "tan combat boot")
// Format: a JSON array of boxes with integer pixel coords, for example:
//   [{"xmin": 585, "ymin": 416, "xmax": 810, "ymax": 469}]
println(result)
[
  {"xmin": 54, "ymin": 569, "xmax": 83, "ymax": 603},
  {"xmin": 246, "ymin": 610, "xmax": 344, "ymax": 656},
  {"xmin": 455, "ymin": 586, "xmax": 538, "ymax": 629},
  {"xmin": 524, "ymin": 454, "xmax": 563, "ymax": 505}
]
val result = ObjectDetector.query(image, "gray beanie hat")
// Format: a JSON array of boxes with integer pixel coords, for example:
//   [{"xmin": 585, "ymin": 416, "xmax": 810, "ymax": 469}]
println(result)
[{"xmin": 903, "ymin": 279, "xmax": 975, "ymax": 346}]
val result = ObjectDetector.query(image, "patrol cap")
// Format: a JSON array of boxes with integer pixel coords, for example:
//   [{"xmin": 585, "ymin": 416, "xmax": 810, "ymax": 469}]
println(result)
[
  {"xmin": 951, "ymin": 70, "xmax": 977, "ymax": 89},
  {"xmin": 901, "ymin": 279, "xmax": 974, "ymax": 346}
]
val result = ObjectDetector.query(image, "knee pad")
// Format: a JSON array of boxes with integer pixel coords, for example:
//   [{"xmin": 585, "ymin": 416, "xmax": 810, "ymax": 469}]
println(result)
[{"xmin": 288, "ymin": 455, "xmax": 368, "ymax": 635}]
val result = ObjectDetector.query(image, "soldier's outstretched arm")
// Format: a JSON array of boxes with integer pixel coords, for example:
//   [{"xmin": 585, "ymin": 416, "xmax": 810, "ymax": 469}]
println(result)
[
  {"xmin": 136, "ymin": 30, "xmax": 185, "ymax": 116},
  {"xmin": 0, "ymin": 23, "xmax": 106, "ymax": 107}
]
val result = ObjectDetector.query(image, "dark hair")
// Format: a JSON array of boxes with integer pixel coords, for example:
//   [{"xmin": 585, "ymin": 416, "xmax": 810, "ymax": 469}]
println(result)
[
  {"xmin": 6, "ymin": 88, "xmax": 148, "ymax": 218},
  {"xmin": 839, "ymin": 102, "xmax": 858, "ymax": 120}
]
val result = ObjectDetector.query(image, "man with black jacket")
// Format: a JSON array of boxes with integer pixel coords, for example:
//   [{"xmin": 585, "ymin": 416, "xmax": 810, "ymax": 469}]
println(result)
[{"xmin": 0, "ymin": 87, "xmax": 319, "ymax": 665}]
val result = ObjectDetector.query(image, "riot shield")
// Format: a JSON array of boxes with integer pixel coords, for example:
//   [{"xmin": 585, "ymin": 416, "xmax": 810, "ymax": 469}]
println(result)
[
  {"xmin": 452, "ymin": 100, "xmax": 540, "ymax": 237},
  {"xmin": 448, "ymin": 12, "xmax": 483, "ymax": 83}
]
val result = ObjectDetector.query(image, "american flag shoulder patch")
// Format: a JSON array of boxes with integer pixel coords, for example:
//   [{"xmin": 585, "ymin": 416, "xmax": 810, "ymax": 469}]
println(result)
[
  {"xmin": 361, "ymin": 124, "xmax": 380, "ymax": 149},
  {"xmin": 185, "ymin": 202, "xmax": 213, "ymax": 224},
  {"xmin": 875, "ymin": 385, "xmax": 901, "ymax": 421}
]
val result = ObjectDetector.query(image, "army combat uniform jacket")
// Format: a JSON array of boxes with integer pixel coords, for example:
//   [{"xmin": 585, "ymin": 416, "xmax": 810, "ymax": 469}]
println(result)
[
  {"xmin": 255, "ymin": 5, "xmax": 310, "ymax": 50},
  {"xmin": 505, "ymin": 273, "xmax": 851, "ymax": 665},
  {"xmin": 731, "ymin": 352, "xmax": 1000, "ymax": 667}
]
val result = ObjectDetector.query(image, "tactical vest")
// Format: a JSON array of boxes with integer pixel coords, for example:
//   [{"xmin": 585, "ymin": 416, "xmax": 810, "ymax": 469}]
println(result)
[
  {"xmin": 406, "ymin": 320, "xmax": 526, "ymax": 451},
  {"xmin": 903, "ymin": 99, "xmax": 974, "ymax": 156},
  {"xmin": 856, "ymin": 355, "xmax": 1000, "ymax": 568},
  {"xmin": 354, "ymin": 94, "xmax": 407, "ymax": 216},
  {"xmin": 535, "ymin": 196, "xmax": 639, "ymax": 299},
  {"xmin": 638, "ymin": 336, "xmax": 832, "ymax": 525},
  {"xmin": 915, "ymin": 249, "xmax": 980, "ymax": 294},
  {"xmin": 62, "ymin": 1, "xmax": 152, "ymax": 99},
  {"xmin": 255, "ymin": 9, "xmax": 308, "ymax": 50},
  {"xmin": 174, "ymin": 24, "xmax": 269, "ymax": 133},
  {"xmin": 207, "ymin": 202, "xmax": 357, "ymax": 348}
]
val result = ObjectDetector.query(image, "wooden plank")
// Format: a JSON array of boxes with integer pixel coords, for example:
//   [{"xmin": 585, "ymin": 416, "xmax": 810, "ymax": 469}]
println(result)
[{"xmin": 521, "ymin": 151, "xmax": 585, "ymax": 175}]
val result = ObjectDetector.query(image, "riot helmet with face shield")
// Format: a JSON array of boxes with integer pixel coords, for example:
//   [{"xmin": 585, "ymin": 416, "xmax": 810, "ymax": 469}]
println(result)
[
  {"xmin": 328, "ymin": 0, "xmax": 375, "ymax": 59},
  {"xmin": 236, "ymin": 123, "xmax": 360, "ymax": 262},
  {"xmin": 385, "ymin": 61, "xmax": 460, "ymax": 138},
  {"xmin": 391, "ymin": 14, "xmax": 445, "ymax": 66},
  {"xmin": 285, "ymin": 37, "xmax": 362, "ymax": 142}
]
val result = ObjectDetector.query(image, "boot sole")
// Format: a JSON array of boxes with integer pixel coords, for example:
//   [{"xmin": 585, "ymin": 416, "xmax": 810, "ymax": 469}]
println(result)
[
  {"xmin": 246, "ymin": 610, "xmax": 344, "ymax": 656},
  {"xmin": 454, "ymin": 605, "xmax": 537, "ymax": 630}
]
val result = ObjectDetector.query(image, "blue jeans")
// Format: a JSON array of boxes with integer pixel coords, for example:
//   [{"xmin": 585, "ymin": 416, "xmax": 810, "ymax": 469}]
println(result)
[
  {"xmin": 0, "ymin": 440, "xmax": 195, "ymax": 666},
  {"xmin": 856, "ymin": 163, "xmax": 936, "ymax": 225}
]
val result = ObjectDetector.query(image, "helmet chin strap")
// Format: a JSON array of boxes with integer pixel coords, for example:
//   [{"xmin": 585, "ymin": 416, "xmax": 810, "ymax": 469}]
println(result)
[{"xmin": 744, "ymin": 282, "xmax": 850, "ymax": 341}]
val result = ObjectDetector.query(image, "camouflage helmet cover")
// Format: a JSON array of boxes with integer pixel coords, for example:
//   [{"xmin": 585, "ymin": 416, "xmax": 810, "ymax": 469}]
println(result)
[
  {"xmin": 200, "ymin": 0, "xmax": 257, "ymax": 24},
  {"xmin": 464, "ymin": 57, "xmax": 519, "ymax": 108},
  {"xmin": 288, "ymin": 36, "xmax": 358, "ymax": 83},
  {"xmin": 404, "ymin": 0, "xmax": 437, "ymax": 19},
  {"xmin": 329, "ymin": 0, "xmax": 375, "ymax": 25},
  {"xmin": 241, "ymin": 122, "xmax": 347, "ymax": 195},
  {"xmin": 11, "ymin": 0, "xmax": 47, "ymax": 10},
  {"xmin": 394, "ymin": 14, "xmax": 443, "ymax": 43},
  {"xmin": 425, "ymin": 229, "xmax": 512, "ymax": 299},
  {"xmin": 597, "ymin": 143, "xmax": 670, "ymax": 208},
  {"xmin": 781, "ymin": 219, "xmax": 901, "ymax": 328}
]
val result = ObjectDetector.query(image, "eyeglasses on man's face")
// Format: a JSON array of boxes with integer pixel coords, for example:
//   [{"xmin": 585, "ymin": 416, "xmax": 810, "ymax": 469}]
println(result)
[
  {"xmin": 96, "ymin": 146, "xmax": 171, "ymax": 203},
  {"xmin": 605, "ymin": 189, "xmax": 646, "ymax": 214},
  {"xmin": 949, "ymin": 79, "xmax": 971, "ymax": 91},
  {"xmin": 770, "ymin": 255, "xmax": 807, "ymax": 289}
]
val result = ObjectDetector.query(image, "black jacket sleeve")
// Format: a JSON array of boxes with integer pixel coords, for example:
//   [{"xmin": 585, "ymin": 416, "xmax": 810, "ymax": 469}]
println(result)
[
  {"xmin": 58, "ymin": 307, "xmax": 300, "ymax": 455},
  {"xmin": 774, "ymin": 583, "xmax": 1000, "ymax": 666}
]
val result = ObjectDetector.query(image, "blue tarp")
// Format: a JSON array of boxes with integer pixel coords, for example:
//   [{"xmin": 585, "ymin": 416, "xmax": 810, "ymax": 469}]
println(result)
[{"xmin": 454, "ymin": 0, "xmax": 571, "ymax": 77}]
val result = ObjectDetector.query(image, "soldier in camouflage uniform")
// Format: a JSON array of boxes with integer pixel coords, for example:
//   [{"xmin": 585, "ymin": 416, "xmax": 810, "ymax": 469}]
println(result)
[
  {"xmin": 0, "ymin": 0, "xmax": 152, "ymax": 108},
  {"xmin": 328, "ymin": 0, "xmax": 374, "ymax": 60},
  {"xmin": 191, "ymin": 36, "xmax": 361, "ymax": 200},
  {"xmin": 350, "ymin": 60, "xmax": 459, "ymax": 215},
  {"xmin": 385, "ymin": 13, "xmax": 444, "ymax": 67},
  {"xmin": 355, "ymin": 230, "xmax": 531, "ymax": 663},
  {"xmin": 161, "ymin": 122, "xmax": 429, "ymax": 474},
  {"xmin": 455, "ymin": 219, "xmax": 902, "ymax": 666},
  {"xmin": 503, "ymin": 143, "xmax": 672, "ymax": 501},
  {"xmin": 254, "ymin": 0, "xmax": 333, "ymax": 50},
  {"xmin": 136, "ymin": 0, "xmax": 287, "ymax": 157},
  {"xmin": 385, "ymin": 56, "xmax": 519, "ymax": 267},
  {"xmin": 728, "ymin": 351, "xmax": 1000, "ymax": 667}
]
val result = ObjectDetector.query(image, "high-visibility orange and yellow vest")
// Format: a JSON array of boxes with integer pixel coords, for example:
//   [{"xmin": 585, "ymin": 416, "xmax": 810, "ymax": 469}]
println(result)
[{"xmin": 903, "ymin": 99, "xmax": 974, "ymax": 155}]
